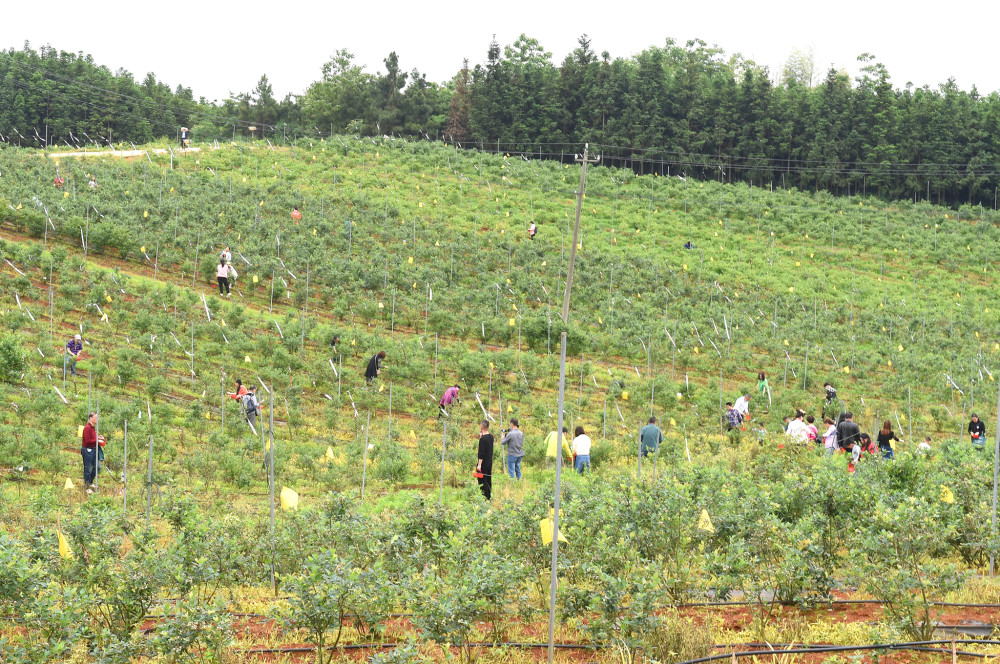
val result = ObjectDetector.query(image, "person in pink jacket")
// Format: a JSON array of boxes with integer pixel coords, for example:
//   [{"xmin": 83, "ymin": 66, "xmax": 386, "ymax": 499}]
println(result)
[
  {"xmin": 439, "ymin": 384, "xmax": 460, "ymax": 419},
  {"xmin": 216, "ymin": 259, "xmax": 231, "ymax": 296}
]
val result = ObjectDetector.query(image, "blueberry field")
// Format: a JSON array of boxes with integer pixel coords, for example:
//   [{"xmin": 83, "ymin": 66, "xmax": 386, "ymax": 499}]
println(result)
[{"xmin": 0, "ymin": 137, "xmax": 998, "ymax": 663}]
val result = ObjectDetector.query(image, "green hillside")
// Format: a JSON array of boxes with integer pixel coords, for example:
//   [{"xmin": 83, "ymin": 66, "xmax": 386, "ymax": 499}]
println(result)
[{"xmin": 0, "ymin": 137, "xmax": 998, "ymax": 663}]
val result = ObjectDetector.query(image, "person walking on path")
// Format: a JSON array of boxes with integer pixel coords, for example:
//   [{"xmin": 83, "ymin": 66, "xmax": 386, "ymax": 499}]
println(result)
[
  {"xmin": 438, "ymin": 384, "xmax": 460, "ymax": 419},
  {"xmin": 969, "ymin": 413, "xmax": 986, "ymax": 449},
  {"xmin": 571, "ymin": 425, "xmax": 592, "ymax": 474},
  {"xmin": 216, "ymin": 259, "xmax": 231, "ymax": 296},
  {"xmin": 365, "ymin": 351, "xmax": 386, "ymax": 385},
  {"xmin": 81, "ymin": 411, "xmax": 98, "ymax": 493},
  {"xmin": 544, "ymin": 427, "xmax": 572, "ymax": 468},
  {"xmin": 500, "ymin": 418, "xmax": 525, "ymax": 480},
  {"xmin": 876, "ymin": 420, "xmax": 902, "ymax": 459},
  {"xmin": 242, "ymin": 386, "xmax": 260, "ymax": 431},
  {"xmin": 476, "ymin": 420, "xmax": 494, "ymax": 501},
  {"xmin": 640, "ymin": 416, "xmax": 663, "ymax": 458},
  {"xmin": 528, "ymin": 222, "xmax": 537, "ymax": 240},
  {"xmin": 836, "ymin": 411, "xmax": 861, "ymax": 452},
  {"xmin": 66, "ymin": 334, "xmax": 83, "ymax": 376}
]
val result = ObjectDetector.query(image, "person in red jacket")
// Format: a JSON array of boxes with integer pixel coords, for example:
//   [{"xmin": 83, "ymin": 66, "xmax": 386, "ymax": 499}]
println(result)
[{"xmin": 82, "ymin": 411, "xmax": 98, "ymax": 492}]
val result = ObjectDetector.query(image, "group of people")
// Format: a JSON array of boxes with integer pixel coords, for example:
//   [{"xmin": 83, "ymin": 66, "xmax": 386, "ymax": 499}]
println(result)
[
  {"xmin": 722, "ymin": 372, "xmax": 960, "ymax": 474},
  {"xmin": 216, "ymin": 246, "xmax": 238, "ymax": 296},
  {"xmin": 474, "ymin": 419, "xmax": 596, "ymax": 500}
]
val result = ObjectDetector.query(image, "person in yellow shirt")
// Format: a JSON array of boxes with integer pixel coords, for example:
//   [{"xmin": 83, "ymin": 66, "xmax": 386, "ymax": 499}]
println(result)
[{"xmin": 544, "ymin": 427, "xmax": 572, "ymax": 469}]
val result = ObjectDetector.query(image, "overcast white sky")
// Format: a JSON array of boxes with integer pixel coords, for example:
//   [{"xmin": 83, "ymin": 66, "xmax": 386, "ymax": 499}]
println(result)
[{"xmin": 4, "ymin": 0, "xmax": 997, "ymax": 102}]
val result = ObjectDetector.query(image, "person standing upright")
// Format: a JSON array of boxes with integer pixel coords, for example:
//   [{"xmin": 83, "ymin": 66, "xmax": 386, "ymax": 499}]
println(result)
[
  {"xmin": 365, "ymin": 351, "xmax": 386, "ymax": 385},
  {"xmin": 571, "ymin": 425, "xmax": 592, "ymax": 474},
  {"xmin": 476, "ymin": 420, "xmax": 494, "ymax": 500},
  {"xmin": 216, "ymin": 258, "xmax": 231, "ymax": 296},
  {"xmin": 500, "ymin": 418, "xmax": 524, "ymax": 480},
  {"xmin": 544, "ymin": 426, "xmax": 572, "ymax": 468},
  {"xmin": 81, "ymin": 411, "xmax": 98, "ymax": 493},
  {"xmin": 66, "ymin": 334, "xmax": 83, "ymax": 376},
  {"xmin": 836, "ymin": 411, "xmax": 861, "ymax": 452},
  {"xmin": 969, "ymin": 413, "xmax": 986, "ymax": 449}
]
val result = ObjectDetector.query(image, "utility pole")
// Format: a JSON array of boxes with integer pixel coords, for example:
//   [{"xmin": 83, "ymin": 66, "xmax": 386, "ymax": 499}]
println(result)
[{"xmin": 547, "ymin": 144, "xmax": 599, "ymax": 664}]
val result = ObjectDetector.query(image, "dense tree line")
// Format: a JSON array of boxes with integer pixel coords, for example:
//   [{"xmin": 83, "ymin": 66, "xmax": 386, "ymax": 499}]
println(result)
[{"xmin": 3, "ymin": 38, "xmax": 1000, "ymax": 206}]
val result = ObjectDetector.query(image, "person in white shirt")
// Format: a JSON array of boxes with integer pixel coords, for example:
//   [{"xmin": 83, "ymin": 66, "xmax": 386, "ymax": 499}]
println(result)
[
  {"xmin": 733, "ymin": 394, "xmax": 751, "ymax": 424},
  {"xmin": 821, "ymin": 418, "xmax": 838, "ymax": 456},
  {"xmin": 785, "ymin": 410, "xmax": 810, "ymax": 445},
  {"xmin": 571, "ymin": 425, "xmax": 592, "ymax": 474}
]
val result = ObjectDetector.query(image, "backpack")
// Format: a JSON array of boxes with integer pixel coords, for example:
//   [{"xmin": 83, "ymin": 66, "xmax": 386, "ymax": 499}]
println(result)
[{"xmin": 242, "ymin": 393, "xmax": 259, "ymax": 417}]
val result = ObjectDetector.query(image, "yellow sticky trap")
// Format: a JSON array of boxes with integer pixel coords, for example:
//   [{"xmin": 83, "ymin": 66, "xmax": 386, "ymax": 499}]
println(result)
[
  {"xmin": 313, "ymin": 228, "xmax": 316, "ymax": 235},
  {"xmin": 105, "ymin": 295, "xmax": 112, "ymax": 303},
  {"xmin": 259, "ymin": 201, "xmax": 264, "ymax": 206},
  {"xmin": 509, "ymin": 318, "xmax": 516, "ymax": 326},
  {"xmin": 220, "ymin": 320, "xmax": 226, "ymax": 327},
  {"xmin": 63, "ymin": 191, "xmax": 69, "ymax": 198},
  {"xmin": 378, "ymin": 302, "xmax": 384, "ymax": 309},
  {"xmin": 507, "ymin": 404, "xmax": 513, "ymax": 413},
  {"xmin": 669, "ymin": 418, "xmax": 677, "ymax": 426},
  {"xmin": 101, "ymin": 313, "xmax": 108, "ymax": 323},
  {"xmin": 898, "ymin": 344, "xmax": 904, "ymax": 352},
  {"xmin": 788, "ymin": 287, "xmax": 794, "ymax": 293},
  {"xmin": 540, "ymin": 518, "xmax": 568, "ymax": 545},
  {"xmin": 784, "ymin": 339, "xmax": 789, "ymax": 346},
  {"xmin": 940, "ymin": 485, "xmax": 955, "ymax": 504},
  {"xmin": 435, "ymin": 240, "xmax": 440, "ymax": 246},
  {"xmin": 887, "ymin": 359, "xmax": 893, "ymax": 367},
  {"xmin": 598, "ymin": 317, "xmax": 603, "ymax": 324},
  {"xmin": 58, "ymin": 531, "xmax": 73, "ymax": 560},
  {"xmin": 698, "ymin": 509, "xmax": 715, "ymax": 534},
  {"xmin": 143, "ymin": 210, "xmax": 148, "ymax": 218},
  {"xmin": 326, "ymin": 446, "xmax": 334, "ymax": 460},
  {"xmin": 410, "ymin": 430, "xmax": 417, "ymax": 441},
  {"xmin": 693, "ymin": 346, "xmax": 700, "ymax": 354},
  {"xmin": 205, "ymin": 411, "xmax": 211, "ymax": 420},
  {"xmin": 140, "ymin": 245, "xmax": 146, "ymax": 253},
  {"xmin": 64, "ymin": 477, "xmax": 75, "ymax": 490},
  {"xmin": 242, "ymin": 177, "xmax": 247, "ymax": 183},
  {"xmin": 379, "ymin": 383, "xmax": 385, "ymax": 392},
  {"xmin": 844, "ymin": 366, "xmax": 851, "ymax": 374},
  {"xmin": 252, "ymin": 275, "xmax": 259, "ymax": 284},
  {"xmin": 170, "ymin": 187, "xmax": 174, "ymax": 192},
  {"xmin": 489, "ymin": 362, "xmax": 494, "ymax": 369},
  {"xmin": 408, "ymin": 256, "xmax": 414, "ymax": 264},
  {"xmin": 622, "ymin": 391, "xmax": 629, "ymax": 400},
  {"xmin": 280, "ymin": 487, "xmax": 299, "ymax": 511},
  {"xmin": 244, "ymin": 356, "xmax": 251, "ymax": 363},
  {"xmin": 351, "ymin": 339, "xmax": 356, "ymax": 346}
]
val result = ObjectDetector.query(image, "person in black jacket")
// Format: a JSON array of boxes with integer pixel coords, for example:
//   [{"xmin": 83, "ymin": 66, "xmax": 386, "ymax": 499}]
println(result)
[
  {"xmin": 835, "ymin": 411, "xmax": 861, "ymax": 452},
  {"xmin": 969, "ymin": 413, "xmax": 986, "ymax": 449},
  {"xmin": 876, "ymin": 420, "xmax": 902, "ymax": 459},
  {"xmin": 475, "ymin": 420, "xmax": 494, "ymax": 501},
  {"xmin": 364, "ymin": 351, "xmax": 385, "ymax": 385}
]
